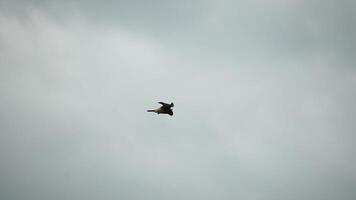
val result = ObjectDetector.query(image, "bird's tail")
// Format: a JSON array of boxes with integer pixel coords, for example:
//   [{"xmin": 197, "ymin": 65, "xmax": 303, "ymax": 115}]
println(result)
[{"xmin": 147, "ymin": 110, "xmax": 156, "ymax": 112}]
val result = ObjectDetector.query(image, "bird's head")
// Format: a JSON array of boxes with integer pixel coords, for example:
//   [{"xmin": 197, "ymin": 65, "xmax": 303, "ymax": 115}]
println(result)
[{"xmin": 170, "ymin": 102, "xmax": 174, "ymax": 107}]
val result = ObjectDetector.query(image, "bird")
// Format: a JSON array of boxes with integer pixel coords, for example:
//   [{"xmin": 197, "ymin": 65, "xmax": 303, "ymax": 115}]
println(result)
[{"xmin": 147, "ymin": 102, "xmax": 174, "ymax": 116}]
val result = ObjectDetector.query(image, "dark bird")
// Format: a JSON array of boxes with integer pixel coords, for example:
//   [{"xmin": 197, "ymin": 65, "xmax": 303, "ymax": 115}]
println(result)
[{"xmin": 147, "ymin": 102, "xmax": 174, "ymax": 116}]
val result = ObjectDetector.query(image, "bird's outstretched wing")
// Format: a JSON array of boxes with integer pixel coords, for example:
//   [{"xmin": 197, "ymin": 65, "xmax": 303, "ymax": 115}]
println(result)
[{"xmin": 158, "ymin": 102, "xmax": 170, "ymax": 107}]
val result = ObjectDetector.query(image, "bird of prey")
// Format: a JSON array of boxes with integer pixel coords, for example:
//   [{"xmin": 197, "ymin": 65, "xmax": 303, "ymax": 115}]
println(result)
[{"xmin": 147, "ymin": 102, "xmax": 174, "ymax": 116}]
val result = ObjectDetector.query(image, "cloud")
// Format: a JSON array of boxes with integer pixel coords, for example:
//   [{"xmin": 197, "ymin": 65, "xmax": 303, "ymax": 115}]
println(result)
[{"xmin": 1, "ymin": 2, "xmax": 356, "ymax": 200}]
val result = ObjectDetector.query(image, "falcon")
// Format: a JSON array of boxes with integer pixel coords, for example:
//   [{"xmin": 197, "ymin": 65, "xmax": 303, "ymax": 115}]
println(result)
[{"xmin": 147, "ymin": 102, "xmax": 174, "ymax": 116}]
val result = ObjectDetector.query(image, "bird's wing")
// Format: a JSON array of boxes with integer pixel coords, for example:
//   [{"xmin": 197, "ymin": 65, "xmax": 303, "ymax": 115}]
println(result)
[
  {"xmin": 167, "ymin": 109, "xmax": 173, "ymax": 116},
  {"xmin": 158, "ymin": 102, "xmax": 170, "ymax": 106}
]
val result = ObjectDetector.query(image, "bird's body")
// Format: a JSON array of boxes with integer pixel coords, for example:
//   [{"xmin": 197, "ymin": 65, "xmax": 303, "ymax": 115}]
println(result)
[{"xmin": 147, "ymin": 102, "xmax": 174, "ymax": 116}]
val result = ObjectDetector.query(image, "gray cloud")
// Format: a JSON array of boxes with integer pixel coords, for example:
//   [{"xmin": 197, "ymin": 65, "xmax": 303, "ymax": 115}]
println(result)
[{"xmin": 1, "ymin": 1, "xmax": 356, "ymax": 200}]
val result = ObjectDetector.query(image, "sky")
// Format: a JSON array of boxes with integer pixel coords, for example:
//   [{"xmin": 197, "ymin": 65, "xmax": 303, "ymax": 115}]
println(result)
[{"xmin": 0, "ymin": 1, "xmax": 356, "ymax": 200}]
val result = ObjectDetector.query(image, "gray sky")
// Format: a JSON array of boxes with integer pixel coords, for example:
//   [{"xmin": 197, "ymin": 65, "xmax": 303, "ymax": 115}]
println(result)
[{"xmin": 1, "ymin": 1, "xmax": 356, "ymax": 200}]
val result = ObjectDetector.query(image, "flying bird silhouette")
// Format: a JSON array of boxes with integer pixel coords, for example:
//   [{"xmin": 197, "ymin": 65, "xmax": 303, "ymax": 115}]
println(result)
[{"xmin": 147, "ymin": 102, "xmax": 174, "ymax": 116}]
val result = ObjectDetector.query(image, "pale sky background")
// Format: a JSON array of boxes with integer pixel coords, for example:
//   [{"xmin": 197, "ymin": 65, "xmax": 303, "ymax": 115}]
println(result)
[{"xmin": 1, "ymin": 1, "xmax": 356, "ymax": 200}]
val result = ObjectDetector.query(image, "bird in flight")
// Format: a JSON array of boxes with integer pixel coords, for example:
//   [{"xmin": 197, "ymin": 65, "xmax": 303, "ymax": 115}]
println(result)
[{"xmin": 147, "ymin": 102, "xmax": 174, "ymax": 116}]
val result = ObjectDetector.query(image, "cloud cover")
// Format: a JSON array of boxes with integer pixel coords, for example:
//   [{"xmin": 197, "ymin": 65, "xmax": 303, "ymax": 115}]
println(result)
[{"xmin": 1, "ymin": 1, "xmax": 356, "ymax": 200}]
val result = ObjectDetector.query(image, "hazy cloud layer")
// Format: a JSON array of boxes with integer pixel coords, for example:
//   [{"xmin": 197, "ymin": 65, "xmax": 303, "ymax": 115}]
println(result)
[{"xmin": 1, "ymin": 1, "xmax": 356, "ymax": 200}]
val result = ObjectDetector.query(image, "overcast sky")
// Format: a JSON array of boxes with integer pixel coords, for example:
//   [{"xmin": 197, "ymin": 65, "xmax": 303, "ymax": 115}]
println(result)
[{"xmin": 1, "ymin": 1, "xmax": 356, "ymax": 200}]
